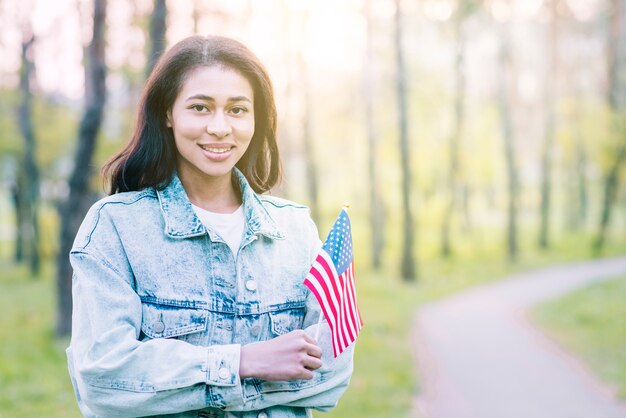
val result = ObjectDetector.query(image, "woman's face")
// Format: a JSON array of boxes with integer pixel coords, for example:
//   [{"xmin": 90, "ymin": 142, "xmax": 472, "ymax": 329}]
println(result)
[{"xmin": 167, "ymin": 65, "xmax": 255, "ymax": 184}]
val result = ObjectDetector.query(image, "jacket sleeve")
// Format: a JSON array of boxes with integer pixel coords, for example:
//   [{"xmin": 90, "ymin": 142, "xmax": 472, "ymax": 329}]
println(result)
[
  {"xmin": 66, "ymin": 205, "xmax": 246, "ymax": 418},
  {"xmin": 226, "ymin": 213, "xmax": 355, "ymax": 412}
]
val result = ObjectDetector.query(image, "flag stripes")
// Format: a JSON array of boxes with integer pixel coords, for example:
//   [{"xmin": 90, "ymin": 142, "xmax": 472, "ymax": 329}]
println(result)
[{"xmin": 304, "ymin": 249, "xmax": 362, "ymax": 357}]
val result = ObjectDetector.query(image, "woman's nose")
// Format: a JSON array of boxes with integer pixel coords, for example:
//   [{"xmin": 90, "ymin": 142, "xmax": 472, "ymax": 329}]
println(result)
[{"xmin": 206, "ymin": 111, "xmax": 231, "ymax": 138}]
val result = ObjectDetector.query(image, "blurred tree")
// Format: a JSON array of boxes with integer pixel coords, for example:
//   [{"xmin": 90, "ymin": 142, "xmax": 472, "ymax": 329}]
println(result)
[
  {"xmin": 56, "ymin": 0, "xmax": 107, "ymax": 337},
  {"xmin": 565, "ymin": 35, "xmax": 589, "ymax": 231},
  {"xmin": 364, "ymin": 0, "xmax": 384, "ymax": 269},
  {"xmin": 496, "ymin": 18, "xmax": 519, "ymax": 261},
  {"xmin": 297, "ymin": 10, "xmax": 320, "ymax": 224},
  {"xmin": 595, "ymin": 0, "xmax": 626, "ymax": 251},
  {"xmin": 441, "ymin": 0, "xmax": 479, "ymax": 258},
  {"xmin": 16, "ymin": 28, "xmax": 41, "ymax": 275},
  {"xmin": 538, "ymin": 0, "xmax": 560, "ymax": 249},
  {"xmin": 395, "ymin": 0, "xmax": 416, "ymax": 281},
  {"xmin": 146, "ymin": 0, "xmax": 167, "ymax": 78}
]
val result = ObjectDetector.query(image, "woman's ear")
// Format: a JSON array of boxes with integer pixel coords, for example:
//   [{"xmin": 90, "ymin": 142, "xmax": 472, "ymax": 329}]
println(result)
[{"xmin": 166, "ymin": 111, "xmax": 172, "ymax": 128}]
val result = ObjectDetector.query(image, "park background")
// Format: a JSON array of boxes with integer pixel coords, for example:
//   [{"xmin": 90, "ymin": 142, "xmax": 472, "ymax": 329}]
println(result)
[{"xmin": 1, "ymin": 0, "xmax": 625, "ymax": 416}]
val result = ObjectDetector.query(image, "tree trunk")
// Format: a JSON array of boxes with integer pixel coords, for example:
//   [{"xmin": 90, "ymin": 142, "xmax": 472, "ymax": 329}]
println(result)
[
  {"xmin": 56, "ymin": 0, "xmax": 107, "ymax": 337},
  {"xmin": 364, "ymin": 0, "xmax": 384, "ymax": 269},
  {"xmin": 146, "ymin": 0, "xmax": 167, "ymax": 78},
  {"xmin": 297, "ymin": 12, "xmax": 320, "ymax": 224},
  {"xmin": 441, "ymin": 8, "xmax": 467, "ymax": 258},
  {"xmin": 395, "ymin": 0, "xmax": 416, "ymax": 281},
  {"xmin": 595, "ymin": 0, "xmax": 626, "ymax": 251},
  {"xmin": 11, "ymin": 180, "xmax": 24, "ymax": 263},
  {"xmin": 538, "ymin": 0, "xmax": 559, "ymax": 249},
  {"xmin": 571, "ymin": 89, "xmax": 588, "ymax": 230},
  {"xmin": 497, "ymin": 24, "xmax": 519, "ymax": 261},
  {"xmin": 18, "ymin": 30, "xmax": 41, "ymax": 276}
]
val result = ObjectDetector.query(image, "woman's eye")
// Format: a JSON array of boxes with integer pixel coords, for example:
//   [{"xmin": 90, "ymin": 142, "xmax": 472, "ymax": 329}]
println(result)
[
  {"xmin": 190, "ymin": 104, "xmax": 208, "ymax": 112},
  {"xmin": 230, "ymin": 106, "xmax": 247, "ymax": 115}
]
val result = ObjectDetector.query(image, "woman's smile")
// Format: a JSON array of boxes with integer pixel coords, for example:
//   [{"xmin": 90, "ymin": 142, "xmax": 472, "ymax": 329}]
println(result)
[{"xmin": 198, "ymin": 143, "xmax": 236, "ymax": 161}]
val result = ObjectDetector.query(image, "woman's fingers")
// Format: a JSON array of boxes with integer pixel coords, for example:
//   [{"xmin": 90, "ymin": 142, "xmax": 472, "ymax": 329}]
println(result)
[
  {"xmin": 240, "ymin": 329, "xmax": 324, "ymax": 381},
  {"xmin": 306, "ymin": 341, "xmax": 323, "ymax": 359}
]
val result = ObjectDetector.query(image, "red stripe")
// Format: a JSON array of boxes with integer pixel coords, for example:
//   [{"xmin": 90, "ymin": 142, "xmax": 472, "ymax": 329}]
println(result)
[
  {"xmin": 347, "ymin": 265, "xmax": 361, "ymax": 331},
  {"xmin": 345, "ymin": 264, "xmax": 360, "ymax": 327},
  {"xmin": 304, "ymin": 275, "xmax": 341, "ymax": 357},
  {"xmin": 303, "ymin": 278, "xmax": 333, "ymax": 332},
  {"xmin": 336, "ymin": 271, "xmax": 351, "ymax": 349},
  {"xmin": 316, "ymin": 253, "xmax": 348, "ymax": 351},
  {"xmin": 307, "ymin": 255, "xmax": 343, "ymax": 354},
  {"xmin": 343, "ymin": 266, "xmax": 359, "ymax": 338},
  {"xmin": 309, "ymin": 264, "xmax": 338, "ymax": 323},
  {"xmin": 340, "ymin": 272, "xmax": 356, "ymax": 342},
  {"xmin": 317, "ymin": 254, "xmax": 342, "ymax": 306}
]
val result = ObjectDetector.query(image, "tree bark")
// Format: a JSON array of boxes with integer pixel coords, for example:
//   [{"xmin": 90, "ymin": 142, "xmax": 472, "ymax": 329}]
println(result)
[
  {"xmin": 538, "ymin": 0, "xmax": 559, "ymax": 249},
  {"xmin": 297, "ymin": 11, "xmax": 320, "ymax": 225},
  {"xmin": 395, "ymin": 0, "xmax": 416, "ymax": 281},
  {"xmin": 146, "ymin": 0, "xmax": 167, "ymax": 78},
  {"xmin": 56, "ymin": 0, "xmax": 107, "ymax": 337},
  {"xmin": 364, "ymin": 0, "xmax": 384, "ymax": 269},
  {"xmin": 497, "ymin": 24, "xmax": 519, "ymax": 261},
  {"xmin": 441, "ymin": 7, "xmax": 467, "ymax": 258},
  {"xmin": 595, "ymin": 0, "xmax": 626, "ymax": 251},
  {"xmin": 18, "ymin": 30, "xmax": 41, "ymax": 276}
]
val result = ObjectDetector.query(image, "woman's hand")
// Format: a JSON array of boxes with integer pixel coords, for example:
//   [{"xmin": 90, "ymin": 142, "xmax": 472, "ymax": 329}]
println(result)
[{"xmin": 239, "ymin": 330, "xmax": 323, "ymax": 381}]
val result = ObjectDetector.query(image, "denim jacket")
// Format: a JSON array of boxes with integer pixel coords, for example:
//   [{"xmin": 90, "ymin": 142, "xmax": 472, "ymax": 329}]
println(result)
[{"xmin": 66, "ymin": 169, "xmax": 354, "ymax": 418}]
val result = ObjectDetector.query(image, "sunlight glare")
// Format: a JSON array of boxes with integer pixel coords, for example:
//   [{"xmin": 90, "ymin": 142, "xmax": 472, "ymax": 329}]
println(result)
[
  {"xmin": 566, "ymin": 0, "xmax": 599, "ymax": 22},
  {"xmin": 422, "ymin": 0, "xmax": 456, "ymax": 22}
]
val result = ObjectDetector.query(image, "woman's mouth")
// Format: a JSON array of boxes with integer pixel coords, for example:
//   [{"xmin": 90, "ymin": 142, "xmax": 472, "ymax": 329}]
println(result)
[{"xmin": 198, "ymin": 144, "xmax": 234, "ymax": 161}]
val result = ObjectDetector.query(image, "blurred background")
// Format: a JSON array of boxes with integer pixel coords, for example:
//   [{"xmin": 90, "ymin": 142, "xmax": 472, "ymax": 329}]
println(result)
[{"xmin": 0, "ymin": 0, "xmax": 625, "ymax": 417}]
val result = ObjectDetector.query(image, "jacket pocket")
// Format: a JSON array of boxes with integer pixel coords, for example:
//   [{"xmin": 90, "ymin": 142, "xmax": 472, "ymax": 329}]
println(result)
[
  {"xmin": 141, "ymin": 302, "xmax": 208, "ymax": 341},
  {"xmin": 269, "ymin": 307, "xmax": 304, "ymax": 337}
]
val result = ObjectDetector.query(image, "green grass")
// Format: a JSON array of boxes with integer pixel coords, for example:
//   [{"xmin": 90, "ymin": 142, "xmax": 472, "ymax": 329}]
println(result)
[
  {"xmin": 531, "ymin": 274, "xmax": 626, "ymax": 399},
  {"xmin": 0, "ymin": 262, "xmax": 80, "ymax": 418}
]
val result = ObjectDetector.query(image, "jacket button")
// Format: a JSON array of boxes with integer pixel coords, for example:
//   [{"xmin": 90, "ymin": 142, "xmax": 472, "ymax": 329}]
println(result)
[
  {"xmin": 245, "ymin": 280, "xmax": 257, "ymax": 291},
  {"xmin": 153, "ymin": 321, "xmax": 165, "ymax": 333},
  {"xmin": 218, "ymin": 367, "xmax": 231, "ymax": 380},
  {"xmin": 257, "ymin": 412, "xmax": 268, "ymax": 418},
  {"xmin": 250, "ymin": 325, "xmax": 260, "ymax": 337}
]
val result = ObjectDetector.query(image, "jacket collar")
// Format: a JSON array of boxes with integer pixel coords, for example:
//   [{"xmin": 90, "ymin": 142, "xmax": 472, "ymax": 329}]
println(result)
[{"xmin": 156, "ymin": 168, "xmax": 284, "ymax": 240}]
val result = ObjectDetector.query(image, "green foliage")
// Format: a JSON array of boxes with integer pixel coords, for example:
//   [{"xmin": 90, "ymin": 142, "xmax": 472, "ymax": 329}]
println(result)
[
  {"xmin": 33, "ymin": 97, "xmax": 79, "ymax": 175},
  {"xmin": 0, "ymin": 262, "xmax": 80, "ymax": 417},
  {"xmin": 531, "ymin": 275, "xmax": 626, "ymax": 399},
  {"xmin": 0, "ymin": 89, "xmax": 21, "ymax": 158}
]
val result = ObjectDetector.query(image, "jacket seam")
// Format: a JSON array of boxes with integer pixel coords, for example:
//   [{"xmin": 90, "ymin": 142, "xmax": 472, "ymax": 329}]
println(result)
[
  {"xmin": 259, "ymin": 197, "xmax": 308, "ymax": 210},
  {"xmin": 79, "ymin": 192, "xmax": 154, "ymax": 250}
]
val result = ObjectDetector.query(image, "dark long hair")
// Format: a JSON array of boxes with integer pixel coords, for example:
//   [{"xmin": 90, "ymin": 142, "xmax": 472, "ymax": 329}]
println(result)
[{"xmin": 103, "ymin": 36, "xmax": 281, "ymax": 194}]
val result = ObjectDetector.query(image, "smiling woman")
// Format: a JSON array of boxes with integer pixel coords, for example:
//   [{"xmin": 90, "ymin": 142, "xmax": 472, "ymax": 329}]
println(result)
[
  {"xmin": 66, "ymin": 35, "xmax": 354, "ymax": 418},
  {"xmin": 167, "ymin": 66, "xmax": 256, "ymax": 213}
]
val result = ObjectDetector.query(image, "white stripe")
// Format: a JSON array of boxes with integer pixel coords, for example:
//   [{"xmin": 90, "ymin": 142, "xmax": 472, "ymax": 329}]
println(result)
[
  {"xmin": 346, "ymin": 264, "xmax": 362, "ymax": 331},
  {"xmin": 340, "ymin": 271, "xmax": 357, "ymax": 345},
  {"xmin": 304, "ymin": 274, "xmax": 341, "ymax": 355},
  {"xmin": 306, "ymin": 250, "xmax": 343, "ymax": 353},
  {"xmin": 342, "ymin": 266, "xmax": 359, "ymax": 339},
  {"xmin": 347, "ymin": 265, "xmax": 359, "ymax": 333}
]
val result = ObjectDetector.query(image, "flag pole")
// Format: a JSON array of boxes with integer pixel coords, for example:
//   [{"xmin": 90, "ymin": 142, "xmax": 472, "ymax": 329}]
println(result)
[{"xmin": 314, "ymin": 311, "xmax": 323, "ymax": 341}]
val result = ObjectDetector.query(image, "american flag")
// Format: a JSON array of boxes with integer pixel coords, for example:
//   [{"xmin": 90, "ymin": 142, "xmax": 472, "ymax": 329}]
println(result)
[{"xmin": 303, "ymin": 209, "xmax": 363, "ymax": 357}]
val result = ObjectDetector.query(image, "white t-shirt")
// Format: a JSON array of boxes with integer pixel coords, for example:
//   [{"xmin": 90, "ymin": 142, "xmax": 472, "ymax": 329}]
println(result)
[{"xmin": 191, "ymin": 204, "xmax": 245, "ymax": 256}]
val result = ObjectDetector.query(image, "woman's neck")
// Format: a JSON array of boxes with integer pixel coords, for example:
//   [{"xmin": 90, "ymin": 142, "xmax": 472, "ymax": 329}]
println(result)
[{"xmin": 177, "ymin": 166, "xmax": 241, "ymax": 214}]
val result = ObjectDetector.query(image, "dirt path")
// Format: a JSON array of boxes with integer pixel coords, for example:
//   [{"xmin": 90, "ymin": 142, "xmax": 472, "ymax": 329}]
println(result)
[{"xmin": 411, "ymin": 256, "xmax": 626, "ymax": 418}]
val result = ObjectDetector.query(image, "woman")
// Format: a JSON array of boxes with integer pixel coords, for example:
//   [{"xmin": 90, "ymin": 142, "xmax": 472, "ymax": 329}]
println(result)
[{"xmin": 66, "ymin": 35, "xmax": 353, "ymax": 418}]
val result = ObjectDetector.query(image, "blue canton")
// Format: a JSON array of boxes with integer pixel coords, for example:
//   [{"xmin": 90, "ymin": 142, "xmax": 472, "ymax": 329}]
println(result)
[{"xmin": 321, "ymin": 209, "xmax": 353, "ymax": 274}]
